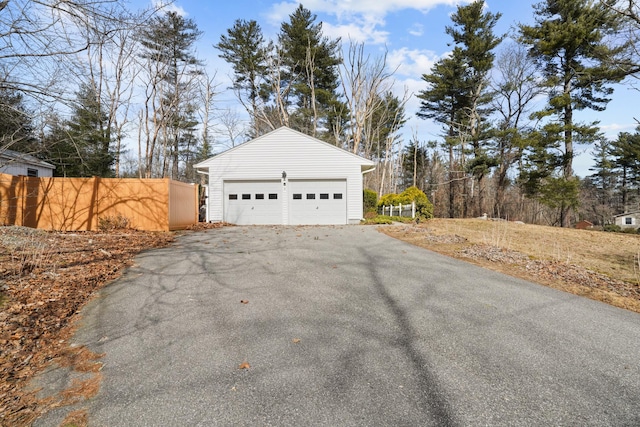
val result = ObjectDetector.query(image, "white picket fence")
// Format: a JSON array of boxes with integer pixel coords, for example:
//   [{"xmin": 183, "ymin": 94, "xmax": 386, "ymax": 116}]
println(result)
[{"xmin": 380, "ymin": 201, "xmax": 416, "ymax": 218}]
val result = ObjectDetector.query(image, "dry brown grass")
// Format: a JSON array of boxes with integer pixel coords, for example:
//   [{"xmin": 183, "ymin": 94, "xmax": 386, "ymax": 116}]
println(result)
[{"xmin": 381, "ymin": 218, "xmax": 640, "ymax": 313}]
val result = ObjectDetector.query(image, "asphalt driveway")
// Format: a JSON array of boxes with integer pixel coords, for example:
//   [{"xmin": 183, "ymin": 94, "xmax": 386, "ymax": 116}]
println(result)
[{"xmin": 38, "ymin": 225, "xmax": 640, "ymax": 426}]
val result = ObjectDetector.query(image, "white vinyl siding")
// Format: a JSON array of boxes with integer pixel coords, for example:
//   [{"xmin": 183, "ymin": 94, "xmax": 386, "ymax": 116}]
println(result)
[
  {"xmin": 615, "ymin": 213, "xmax": 640, "ymax": 229},
  {"xmin": 0, "ymin": 159, "xmax": 54, "ymax": 177},
  {"xmin": 196, "ymin": 127, "xmax": 373, "ymax": 225}
]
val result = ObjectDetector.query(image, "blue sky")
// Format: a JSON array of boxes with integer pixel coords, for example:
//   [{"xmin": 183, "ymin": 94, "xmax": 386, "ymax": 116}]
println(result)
[{"xmin": 146, "ymin": 0, "xmax": 639, "ymax": 177}]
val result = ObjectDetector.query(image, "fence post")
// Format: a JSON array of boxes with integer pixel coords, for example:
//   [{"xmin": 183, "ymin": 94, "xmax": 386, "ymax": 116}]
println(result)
[{"xmin": 412, "ymin": 201, "xmax": 416, "ymax": 218}]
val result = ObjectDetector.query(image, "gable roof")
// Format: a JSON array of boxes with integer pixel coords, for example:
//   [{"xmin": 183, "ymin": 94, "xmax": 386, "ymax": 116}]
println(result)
[
  {"xmin": 194, "ymin": 126, "xmax": 375, "ymax": 170},
  {"xmin": 0, "ymin": 148, "xmax": 55, "ymax": 170},
  {"xmin": 614, "ymin": 211, "xmax": 640, "ymax": 218}
]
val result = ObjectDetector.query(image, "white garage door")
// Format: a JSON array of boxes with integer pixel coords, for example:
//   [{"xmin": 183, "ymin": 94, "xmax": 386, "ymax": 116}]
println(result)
[
  {"xmin": 289, "ymin": 180, "xmax": 347, "ymax": 225},
  {"xmin": 224, "ymin": 181, "xmax": 282, "ymax": 225}
]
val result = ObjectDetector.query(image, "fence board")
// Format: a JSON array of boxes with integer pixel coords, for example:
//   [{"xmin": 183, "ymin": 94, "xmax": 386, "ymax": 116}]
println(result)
[
  {"xmin": 0, "ymin": 173, "xmax": 198, "ymax": 231},
  {"xmin": 168, "ymin": 180, "xmax": 199, "ymax": 230}
]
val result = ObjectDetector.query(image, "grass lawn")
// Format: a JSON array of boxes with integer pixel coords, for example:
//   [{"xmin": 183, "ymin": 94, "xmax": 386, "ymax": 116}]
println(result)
[{"xmin": 381, "ymin": 218, "xmax": 640, "ymax": 313}]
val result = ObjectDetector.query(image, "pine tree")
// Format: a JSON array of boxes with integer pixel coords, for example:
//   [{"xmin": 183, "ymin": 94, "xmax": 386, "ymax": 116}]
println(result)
[
  {"xmin": 0, "ymin": 87, "xmax": 38, "ymax": 154},
  {"xmin": 216, "ymin": 19, "xmax": 269, "ymax": 136},
  {"xmin": 63, "ymin": 83, "xmax": 113, "ymax": 177},
  {"xmin": 610, "ymin": 129, "xmax": 640, "ymax": 211},
  {"xmin": 400, "ymin": 140, "xmax": 429, "ymax": 191},
  {"xmin": 447, "ymin": 1, "xmax": 502, "ymax": 216},
  {"xmin": 519, "ymin": 0, "xmax": 632, "ymax": 226},
  {"xmin": 139, "ymin": 11, "xmax": 202, "ymax": 179},
  {"xmin": 42, "ymin": 115, "xmax": 75, "ymax": 177},
  {"xmin": 585, "ymin": 137, "xmax": 617, "ymax": 224},
  {"xmin": 417, "ymin": 1, "xmax": 501, "ymax": 217},
  {"xmin": 277, "ymin": 4, "xmax": 346, "ymax": 140},
  {"xmin": 417, "ymin": 49, "xmax": 470, "ymax": 218},
  {"xmin": 446, "ymin": 0, "xmax": 502, "ymax": 147}
]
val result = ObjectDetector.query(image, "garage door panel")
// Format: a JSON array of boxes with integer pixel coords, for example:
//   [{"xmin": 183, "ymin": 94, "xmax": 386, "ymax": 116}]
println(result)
[
  {"xmin": 224, "ymin": 181, "xmax": 282, "ymax": 225},
  {"xmin": 289, "ymin": 180, "xmax": 347, "ymax": 225}
]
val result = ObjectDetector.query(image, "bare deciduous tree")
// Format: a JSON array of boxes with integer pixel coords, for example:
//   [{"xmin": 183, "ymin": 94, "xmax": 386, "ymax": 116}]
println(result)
[
  {"xmin": 339, "ymin": 42, "xmax": 394, "ymax": 155},
  {"xmin": 490, "ymin": 42, "xmax": 544, "ymax": 218}
]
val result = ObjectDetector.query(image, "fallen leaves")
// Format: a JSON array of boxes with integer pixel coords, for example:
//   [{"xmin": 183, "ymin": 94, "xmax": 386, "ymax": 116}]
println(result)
[
  {"xmin": 0, "ymin": 226, "xmax": 174, "ymax": 426},
  {"xmin": 382, "ymin": 223, "xmax": 640, "ymax": 314},
  {"xmin": 292, "ymin": 338, "xmax": 301, "ymax": 344},
  {"xmin": 60, "ymin": 409, "xmax": 88, "ymax": 427},
  {"xmin": 240, "ymin": 300, "xmax": 249, "ymax": 304},
  {"xmin": 184, "ymin": 222, "xmax": 230, "ymax": 231},
  {"xmin": 238, "ymin": 362, "xmax": 250, "ymax": 370}
]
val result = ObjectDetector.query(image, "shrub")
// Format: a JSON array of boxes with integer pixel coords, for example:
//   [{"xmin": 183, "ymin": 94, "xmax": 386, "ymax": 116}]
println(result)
[
  {"xmin": 361, "ymin": 215, "xmax": 416, "ymax": 225},
  {"xmin": 378, "ymin": 192, "xmax": 401, "ymax": 207},
  {"xmin": 98, "ymin": 214, "xmax": 131, "ymax": 231},
  {"xmin": 363, "ymin": 188, "xmax": 378, "ymax": 214},
  {"xmin": 603, "ymin": 224, "xmax": 621, "ymax": 233},
  {"xmin": 361, "ymin": 215, "xmax": 393, "ymax": 225},
  {"xmin": 378, "ymin": 186, "xmax": 434, "ymax": 219},
  {"xmin": 363, "ymin": 211, "xmax": 377, "ymax": 220},
  {"xmin": 401, "ymin": 186, "xmax": 434, "ymax": 220},
  {"xmin": 621, "ymin": 227, "xmax": 640, "ymax": 234}
]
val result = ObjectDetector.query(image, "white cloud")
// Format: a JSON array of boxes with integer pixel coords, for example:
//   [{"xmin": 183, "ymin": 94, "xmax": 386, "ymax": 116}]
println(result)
[
  {"xmin": 599, "ymin": 123, "xmax": 637, "ymax": 137},
  {"xmin": 322, "ymin": 17, "xmax": 389, "ymax": 44},
  {"xmin": 387, "ymin": 47, "xmax": 440, "ymax": 77},
  {"xmin": 408, "ymin": 23, "xmax": 424, "ymax": 36},
  {"xmin": 265, "ymin": 1, "xmax": 301, "ymax": 27},
  {"xmin": 155, "ymin": 0, "xmax": 188, "ymax": 16},
  {"xmin": 284, "ymin": 0, "xmax": 466, "ymax": 19},
  {"xmin": 265, "ymin": 0, "xmax": 469, "ymax": 45}
]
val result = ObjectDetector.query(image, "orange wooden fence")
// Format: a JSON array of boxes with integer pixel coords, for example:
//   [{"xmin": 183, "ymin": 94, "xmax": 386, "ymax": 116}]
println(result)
[{"xmin": 0, "ymin": 173, "xmax": 199, "ymax": 231}]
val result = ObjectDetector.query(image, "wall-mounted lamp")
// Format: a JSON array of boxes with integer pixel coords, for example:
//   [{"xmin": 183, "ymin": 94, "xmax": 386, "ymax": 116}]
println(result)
[{"xmin": 282, "ymin": 171, "xmax": 287, "ymax": 179}]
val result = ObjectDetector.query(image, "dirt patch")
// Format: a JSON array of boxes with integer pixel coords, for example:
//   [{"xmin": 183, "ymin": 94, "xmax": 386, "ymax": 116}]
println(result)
[{"xmin": 382, "ymin": 221, "xmax": 640, "ymax": 314}]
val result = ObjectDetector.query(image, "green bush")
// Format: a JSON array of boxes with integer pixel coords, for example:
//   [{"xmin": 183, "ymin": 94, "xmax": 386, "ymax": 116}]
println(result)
[
  {"xmin": 361, "ymin": 215, "xmax": 416, "ymax": 225},
  {"xmin": 378, "ymin": 192, "xmax": 400, "ymax": 206},
  {"xmin": 363, "ymin": 188, "xmax": 378, "ymax": 214},
  {"xmin": 621, "ymin": 227, "xmax": 640, "ymax": 234},
  {"xmin": 378, "ymin": 186, "xmax": 434, "ymax": 220},
  {"xmin": 361, "ymin": 215, "xmax": 393, "ymax": 225},
  {"xmin": 603, "ymin": 224, "xmax": 621, "ymax": 233}
]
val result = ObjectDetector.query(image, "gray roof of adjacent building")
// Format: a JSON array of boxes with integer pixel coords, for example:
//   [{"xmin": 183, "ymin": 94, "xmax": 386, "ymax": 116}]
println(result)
[
  {"xmin": 0, "ymin": 148, "xmax": 55, "ymax": 169},
  {"xmin": 613, "ymin": 211, "xmax": 640, "ymax": 218}
]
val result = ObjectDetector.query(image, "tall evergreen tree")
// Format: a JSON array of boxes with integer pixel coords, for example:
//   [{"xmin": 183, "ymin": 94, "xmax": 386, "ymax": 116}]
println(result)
[
  {"xmin": 278, "ymin": 4, "xmax": 346, "ymax": 140},
  {"xmin": 0, "ymin": 87, "xmax": 38, "ymax": 154},
  {"xmin": 400, "ymin": 140, "xmax": 429, "ymax": 191},
  {"xmin": 417, "ymin": 49, "xmax": 470, "ymax": 218},
  {"xmin": 586, "ymin": 136, "xmax": 617, "ymax": 223},
  {"xmin": 610, "ymin": 128, "xmax": 640, "ymax": 211},
  {"xmin": 216, "ymin": 19, "xmax": 269, "ymax": 136},
  {"xmin": 417, "ymin": 1, "xmax": 501, "ymax": 217},
  {"xmin": 446, "ymin": 1, "xmax": 502, "ymax": 216},
  {"xmin": 139, "ymin": 11, "xmax": 202, "ymax": 179},
  {"xmin": 42, "ymin": 115, "xmax": 74, "ymax": 177},
  {"xmin": 519, "ymin": 0, "xmax": 632, "ymax": 226},
  {"xmin": 64, "ymin": 83, "xmax": 114, "ymax": 177},
  {"xmin": 446, "ymin": 1, "xmax": 502, "ymax": 148},
  {"xmin": 42, "ymin": 85, "xmax": 113, "ymax": 177}
]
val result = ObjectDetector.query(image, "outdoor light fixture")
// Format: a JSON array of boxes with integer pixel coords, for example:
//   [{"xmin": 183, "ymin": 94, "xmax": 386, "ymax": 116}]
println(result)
[{"xmin": 282, "ymin": 171, "xmax": 287, "ymax": 179}]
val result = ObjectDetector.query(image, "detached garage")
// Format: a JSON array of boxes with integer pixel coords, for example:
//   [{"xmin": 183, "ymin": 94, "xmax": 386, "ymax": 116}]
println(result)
[{"xmin": 194, "ymin": 127, "xmax": 375, "ymax": 225}]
